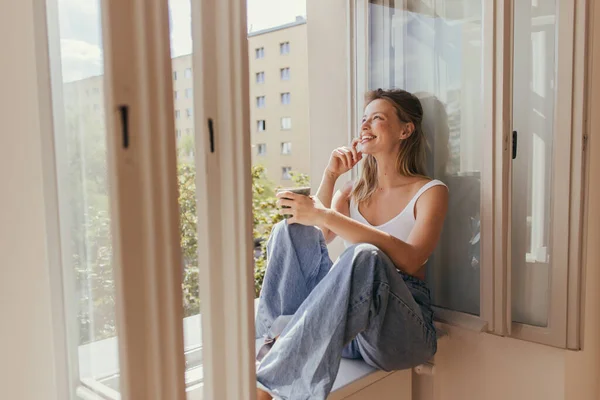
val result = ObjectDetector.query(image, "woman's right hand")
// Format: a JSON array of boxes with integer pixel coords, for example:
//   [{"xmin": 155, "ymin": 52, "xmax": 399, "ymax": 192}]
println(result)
[{"xmin": 326, "ymin": 138, "xmax": 362, "ymax": 177}]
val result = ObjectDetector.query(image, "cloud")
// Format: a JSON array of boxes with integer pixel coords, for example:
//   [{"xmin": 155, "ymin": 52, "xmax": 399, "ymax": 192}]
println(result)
[{"xmin": 60, "ymin": 39, "xmax": 103, "ymax": 82}]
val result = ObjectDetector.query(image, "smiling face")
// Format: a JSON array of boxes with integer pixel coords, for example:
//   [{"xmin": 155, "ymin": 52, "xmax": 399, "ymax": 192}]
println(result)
[{"xmin": 359, "ymin": 99, "xmax": 413, "ymax": 156}]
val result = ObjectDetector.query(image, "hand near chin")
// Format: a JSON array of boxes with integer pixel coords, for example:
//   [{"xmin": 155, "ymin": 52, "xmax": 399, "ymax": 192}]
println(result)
[{"xmin": 325, "ymin": 138, "xmax": 363, "ymax": 178}]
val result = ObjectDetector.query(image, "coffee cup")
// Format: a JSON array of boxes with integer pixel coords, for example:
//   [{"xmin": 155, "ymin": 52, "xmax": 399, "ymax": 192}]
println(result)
[{"xmin": 277, "ymin": 187, "xmax": 311, "ymax": 219}]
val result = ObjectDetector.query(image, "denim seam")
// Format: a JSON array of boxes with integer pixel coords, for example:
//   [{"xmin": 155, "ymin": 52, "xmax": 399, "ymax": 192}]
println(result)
[{"xmin": 377, "ymin": 281, "xmax": 430, "ymax": 334}]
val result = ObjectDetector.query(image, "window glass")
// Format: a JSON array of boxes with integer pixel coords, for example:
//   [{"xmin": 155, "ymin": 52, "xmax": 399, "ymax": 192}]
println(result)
[
  {"xmin": 367, "ymin": 0, "xmax": 483, "ymax": 315},
  {"xmin": 280, "ymin": 41, "xmax": 290, "ymax": 55},
  {"xmin": 281, "ymin": 67, "xmax": 290, "ymax": 80},
  {"xmin": 257, "ymin": 96, "xmax": 266, "ymax": 108},
  {"xmin": 184, "ymin": 67, "xmax": 192, "ymax": 78},
  {"xmin": 282, "ymin": 166, "xmax": 292, "ymax": 180},
  {"xmin": 256, "ymin": 71, "xmax": 265, "ymax": 83},
  {"xmin": 47, "ymin": 0, "xmax": 120, "ymax": 395},
  {"xmin": 281, "ymin": 92, "xmax": 291, "ymax": 105},
  {"xmin": 281, "ymin": 117, "xmax": 292, "ymax": 130},
  {"xmin": 281, "ymin": 142, "xmax": 292, "ymax": 155},
  {"xmin": 257, "ymin": 143, "xmax": 267, "ymax": 155},
  {"xmin": 511, "ymin": 0, "xmax": 557, "ymax": 327},
  {"xmin": 185, "ymin": 88, "xmax": 193, "ymax": 98},
  {"xmin": 257, "ymin": 120, "xmax": 266, "ymax": 131}
]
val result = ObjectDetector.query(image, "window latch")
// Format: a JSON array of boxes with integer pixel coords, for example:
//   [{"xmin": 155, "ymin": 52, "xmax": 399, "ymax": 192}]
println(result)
[
  {"xmin": 512, "ymin": 130, "xmax": 518, "ymax": 160},
  {"xmin": 208, "ymin": 118, "xmax": 215, "ymax": 153},
  {"xmin": 119, "ymin": 105, "xmax": 129, "ymax": 149}
]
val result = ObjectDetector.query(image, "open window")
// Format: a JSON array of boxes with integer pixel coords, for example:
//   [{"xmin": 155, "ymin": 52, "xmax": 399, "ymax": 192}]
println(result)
[{"xmin": 352, "ymin": 0, "xmax": 586, "ymax": 348}]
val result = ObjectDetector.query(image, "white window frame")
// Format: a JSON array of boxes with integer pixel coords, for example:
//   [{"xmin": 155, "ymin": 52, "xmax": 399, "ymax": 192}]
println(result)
[
  {"xmin": 41, "ymin": 0, "xmax": 256, "ymax": 398},
  {"xmin": 282, "ymin": 166, "xmax": 292, "ymax": 180},
  {"xmin": 257, "ymin": 143, "xmax": 267, "ymax": 155},
  {"xmin": 281, "ymin": 116, "xmax": 292, "ymax": 130},
  {"xmin": 280, "ymin": 67, "xmax": 290, "ymax": 80},
  {"xmin": 281, "ymin": 92, "xmax": 291, "ymax": 105},
  {"xmin": 256, "ymin": 95, "xmax": 266, "ymax": 108},
  {"xmin": 352, "ymin": 0, "xmax": 587, "ymax": 348},
  {"xmin": 280, "ymin": 41, "xmax": 290, "ymax": 55},
  {"xmin": 255, "ymin": 46, "xmax": 265, "ymax": 59},
  {"xmin": 281, "ymin": 142, "xmax": 292, "ymax": 155},
  {"xmin": 256, "ymin": 71, "xmax": 265, "ymax": 84},
  {"xmin": 186, "ymin": 87, "xmax": 193, "ymax": 98},
  {"xmin": 184, "ymin": 67, "xmax": 192, "ymax": 78},
  {"xmin": 257, "ymin": 119, "xmax": 266, "ymax": 132}
]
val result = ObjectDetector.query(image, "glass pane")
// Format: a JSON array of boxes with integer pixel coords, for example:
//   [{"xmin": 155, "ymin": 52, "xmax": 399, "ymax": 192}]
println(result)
[
  {"xmin": 47, "ymin": 0, "xmax": 120, "ymax": 397},
  {"xmin": 511, "ymin": 0, "xmax": 557, "ymax": 327},
  {"xmin": 368, "ymin": 0, "xmax": 483, "ymax": 315},
  {"xmin": 169, "ymin": 0, "xmax": 204, "ymax": 394}
]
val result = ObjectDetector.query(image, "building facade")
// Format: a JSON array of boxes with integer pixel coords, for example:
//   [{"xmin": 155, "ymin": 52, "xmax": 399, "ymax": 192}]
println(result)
[{"xmin": 64, "ymin": 17, "xmax": 310, "ymax": 187}]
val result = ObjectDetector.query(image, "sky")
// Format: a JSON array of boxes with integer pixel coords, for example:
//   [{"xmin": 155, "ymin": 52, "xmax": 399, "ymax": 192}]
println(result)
[{"xmin": 57, "ymin": 0, "xmax": 306, "ymax": 82}]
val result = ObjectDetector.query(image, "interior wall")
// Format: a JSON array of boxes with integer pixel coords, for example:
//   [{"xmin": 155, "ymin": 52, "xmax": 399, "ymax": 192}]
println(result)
[
  {"xmin": 306, "ymin": 0, "xmax": 600, "ymax": 399},
  {"xmin": 0, "ymin": 0, "xmax": 59, "ymax": 399}
]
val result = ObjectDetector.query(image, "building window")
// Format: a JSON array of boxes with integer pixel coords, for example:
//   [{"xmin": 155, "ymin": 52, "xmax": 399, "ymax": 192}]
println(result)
[
  {"xmin": 280, "ymin": 42, "xmax": 290, "ymax": 55},
  {"xmin": 175, "ymin": 110, "xmax": 180, "ymax": 119},
  {"xmin": 93, "ymin": 104, "xmax": 100, "ymax": 111},
  {"xmin": 184, "ymin": 68, "xmax": 192, "ymax": 78},
  {"xmin": 185, "ymin": 88, "xmax": 193, "ymax": 98},
  {"xmin": 281, "ymin": 142, "xmax": 292, "ymax": 155},
  {"xmin": 256, "ymin": 96, "xmax": 266, "ymax": 108},
  {"xmin": 282, "ymin": 166, "xmax": 292, "ymax": 180},
  {"xmin": 255, "ymin": 47, "xmax": 265, "ymax": 59},
  {"xmin": 186, "ymin": 128, "xmax": 191, "ymax": 135},
  {"xmin": 186, "ymin": 108, "xmax": 192, "ymax": 118},
  {"xmin": 256, "ymin": 72, "xmax": 265, "ymax": 84},
  {"xmin": 281, "ymin": 117, "xmax": 292, "ymax": 130},
  {"xmin": 174, "ymin": 90, "xmax": 178, "ymax": 100},
  {"xmin": 173, "ymin": 71, "xmax": 178, "ymax": 80},
  {"xmin": 281, "ymin": 92, "xmax": 291, "ymax": 105},
  {"xmin": 257, "ymin": 143, "xmax": 267, "ymax": 156},
  {"xmin": 93, "ymin": 88, "xmax": 100, "ymax": 95},
  {"xmin": 257, "ymin": 120, "xmax": 266, "ymax": 132},
  {"xmin": 280, "ymin": 67, "xmax": 290, "ymax": 80},
  {"xmin": 176, "ymin": 129, "xmax": 181, "ymax": 138}
]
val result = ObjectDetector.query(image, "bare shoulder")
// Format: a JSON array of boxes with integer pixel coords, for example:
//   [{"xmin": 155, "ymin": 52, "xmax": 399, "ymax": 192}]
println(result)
[
  {"xmin": 415, "ymin": 181, "xmax": 449, "ymax": 218},
  {"xmin": 340, "ymin": 180, "xmax": 354, "ymax": 197}
]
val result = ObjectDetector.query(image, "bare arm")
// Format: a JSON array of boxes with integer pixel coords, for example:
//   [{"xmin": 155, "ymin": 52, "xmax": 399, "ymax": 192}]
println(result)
[
  {"xmin": 319, "ymin": 180, "xmax": 353, "ymax": 244},
  {"xmin": 319, "ymin": 186, "xmax": 449, "ymax": 275}
]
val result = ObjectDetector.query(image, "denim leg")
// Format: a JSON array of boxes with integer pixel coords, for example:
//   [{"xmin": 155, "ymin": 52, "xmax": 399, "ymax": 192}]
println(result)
[
  {"xmin": 256, "ymin": 243, "xmax": 437, "ymax": 400},
  {"xmin": 255, "ymin": 221, "xmax": 333, "ymax": 339}
]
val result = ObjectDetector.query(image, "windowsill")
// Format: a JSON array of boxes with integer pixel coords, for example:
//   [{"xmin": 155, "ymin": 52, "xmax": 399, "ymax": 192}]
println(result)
[{"xmin": 433, "ymin": 306, "xmax": 489, "ymax": 333}]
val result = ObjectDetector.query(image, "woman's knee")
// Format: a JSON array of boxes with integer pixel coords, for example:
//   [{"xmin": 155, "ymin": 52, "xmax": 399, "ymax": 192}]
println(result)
[{"xmin": 343, "ymin": 243, "xmax": 388, "ymax": 265}]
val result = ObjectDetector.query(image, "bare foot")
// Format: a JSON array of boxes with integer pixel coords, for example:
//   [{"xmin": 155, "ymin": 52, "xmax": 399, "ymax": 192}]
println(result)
[{"xmin": 257, "ymin": 388, "xmax": 273, "ymax": 400}]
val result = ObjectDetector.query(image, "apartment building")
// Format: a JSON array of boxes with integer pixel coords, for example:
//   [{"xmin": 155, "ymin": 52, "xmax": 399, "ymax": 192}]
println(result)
[
  {"xmin": 248, "ymin": 17, "xmax": 310, "ymax": 186},
  {"xmin": 62, "ymin": 18, "xmax": 309, "ymax": 187}
]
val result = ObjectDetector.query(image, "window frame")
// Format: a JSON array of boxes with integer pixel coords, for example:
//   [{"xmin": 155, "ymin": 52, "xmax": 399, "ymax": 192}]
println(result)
[
  {"xmin": 256, "ymin": 95, "xmax": 266, "ymax": 108},
  {"xmin": 280, "ymin": 67, "xmax": 290, "ymax": 80},
  {"xmin": 281, "ymin": 116, "xmax": 292, "ymax": 130},
  {"xmin": 281, "ymin": 92, "xmax": 291, "ymax": 105},
  {"xmin": 281, "ymin": 142, "xmax": 292, "ymax": 155},
  {"xmin": 257, "ymin": 119, "xmax": 266, "ymax": 132},
  {"xmin": 352, "ymin": 0, "xmax": 587, "ymax": 348},
  {"xmin": 280, "ymin": 41, "xmax": 290, "ymax": 55}
]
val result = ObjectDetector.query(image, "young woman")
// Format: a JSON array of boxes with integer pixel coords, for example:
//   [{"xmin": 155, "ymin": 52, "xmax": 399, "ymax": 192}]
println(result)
[{"xmin": 255, "ymin": 89, "xmax": 449, "ymax": 400}]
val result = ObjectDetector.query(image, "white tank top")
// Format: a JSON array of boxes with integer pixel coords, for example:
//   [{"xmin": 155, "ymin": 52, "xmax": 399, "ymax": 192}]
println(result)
[{"xmin": 343, "ymin": 179, "xmax": 448, "ymax": 248}]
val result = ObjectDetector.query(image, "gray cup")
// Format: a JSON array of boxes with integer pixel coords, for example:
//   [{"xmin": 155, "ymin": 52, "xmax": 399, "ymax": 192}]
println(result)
[{"xmin": 277, "ymin": 187, "xmax": 311, "ymax": 219}]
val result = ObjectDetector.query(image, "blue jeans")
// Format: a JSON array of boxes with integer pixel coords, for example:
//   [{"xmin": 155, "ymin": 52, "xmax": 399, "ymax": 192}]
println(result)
[{"xmin": 255, "ymin": 221, "xmax": 437, "ymax": 400}]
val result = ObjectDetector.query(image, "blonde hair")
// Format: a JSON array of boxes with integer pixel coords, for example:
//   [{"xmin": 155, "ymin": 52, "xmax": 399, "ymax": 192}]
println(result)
[{"xmin": 351, "ymin": 88, "xmax": 428, "ymax": 205}]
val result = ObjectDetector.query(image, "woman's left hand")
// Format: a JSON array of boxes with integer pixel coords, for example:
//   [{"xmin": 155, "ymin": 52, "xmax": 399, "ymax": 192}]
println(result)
[{"xmin": 276, "ymin": 191, "xmax": 328, "ymax": 226}]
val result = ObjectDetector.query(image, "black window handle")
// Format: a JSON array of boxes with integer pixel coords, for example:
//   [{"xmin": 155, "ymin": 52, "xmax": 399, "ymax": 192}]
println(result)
[
  {"xmin": 512, "ymin": 130, "xmax": 518, "ymax": 160},
  {"xmin": 119, "ymin": 105, "xmax": 129, "ymax": 149}
]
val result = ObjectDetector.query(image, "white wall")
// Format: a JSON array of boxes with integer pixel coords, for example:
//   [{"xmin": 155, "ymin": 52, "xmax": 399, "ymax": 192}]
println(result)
[{"xmin": 0, "ymin": 0, "xmax": 59, "ymax": 399}]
